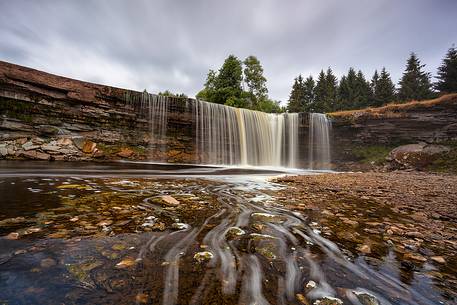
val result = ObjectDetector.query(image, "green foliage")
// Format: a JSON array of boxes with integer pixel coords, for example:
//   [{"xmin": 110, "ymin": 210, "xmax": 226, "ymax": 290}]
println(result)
[
  {"xmin": 435, "ymin": 45, "xmax": 457, "ymax": 93},
  {"xmin": 372, "ymin": 68, "xmax": 396, "ymax": 106},
  {"xmin": 158, "ymin": 90, "xmax": 188, "ymax": 98},
  {"xmin": 314, "ymin": 68, "xmax": 338, "ymax": 112},
  {"xmin": 398, "ymin": 52, "xmax": 433, "ymax": 101},
  {"xmin": 243, "ymin": 55, "xmax": 268, "ymax": 108},
  {"xmin": 352, "ymin": 145, "xmax": 393, "ymax": 165}
]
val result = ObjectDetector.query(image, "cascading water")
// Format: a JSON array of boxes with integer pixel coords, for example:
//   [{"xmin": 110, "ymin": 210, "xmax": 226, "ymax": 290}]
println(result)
[
  {"xmin": 194, "ymin": 99, "xmax": 299, "ymax": 168},
  {"xmin": 308, "ymin": 113, "xmax": 332, "ymax": 170}
]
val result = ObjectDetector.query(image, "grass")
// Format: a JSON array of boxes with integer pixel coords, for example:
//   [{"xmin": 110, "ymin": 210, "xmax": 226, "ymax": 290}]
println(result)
[
  {"xmin": 352, "ymin": 145, "xmax": 393, "ymax": 165},
  {"xmin": 328, "ymin": 93, "xmax": 457, "ymax": 119}
]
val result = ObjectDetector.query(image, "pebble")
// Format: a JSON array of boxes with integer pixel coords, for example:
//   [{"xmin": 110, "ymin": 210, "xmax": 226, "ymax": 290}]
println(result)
[{"xmin": 430, "ymin": 256, "xmax": 446, "ymax": 264}]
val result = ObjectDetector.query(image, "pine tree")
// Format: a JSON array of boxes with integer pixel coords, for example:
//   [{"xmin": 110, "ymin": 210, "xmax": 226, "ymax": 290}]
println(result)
[
  {"xmin": 373, "ymin": 67, "xmax": 396, "ymax": 106},
  {"xmin": 371, "ymin": 70, "xmax": 379, "ymax": 100},
  {"xmin": 303, "ymin": 76, "xmax": 315, "ymax": 112},
  {"xmin": 314, "ymin": 70, "xmax": 328, "ymax": 113},
  {"xmin": 435, "ymin": 45, "xmax": 457, "ymax": 93},
  {"xmin": 325, "ymin": 68, "xmax": 338, "ymax": 111},
  {"xmin": 243, "ymin": 56, "xmax": 268, "ymax": 108},
  {"xmin": 398, "ymin": 52, "xmax": 433, "ymax": 101},
  {"xmin": 354, "ymin": 70, "xmax": 372, "ymax": 108},
  {"xmin": 336, "ymin": 75, "xmax": 349, "ymax": 111},
  {"xmin": 287, "ymin": 75, "xmax": 306, "ymax": 112}
]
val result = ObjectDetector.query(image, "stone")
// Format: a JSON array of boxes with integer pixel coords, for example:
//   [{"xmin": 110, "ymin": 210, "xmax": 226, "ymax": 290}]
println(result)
[
  {"xmin": 251, "ymin": 212, "xmax": 285, "ymax": 223},
  {"xmin": 40, "ymin": 258, "xmax": 57, "ymax": 268},
  {"xmin": 82, "ymin": 141, "xmax": 97, "ymax": 154},
  {"xmin": 430, "ymin": 256, "xmax": 446, "ymax": 264},
  {"xmin": 22, "ymin": 142, "xmax": 40, "ymax": 151},
  {"xmin": 0, "ymin": 147, "xmax": 7, "ymax": 156},
  {"xmin": 15, "ymin": 138, "xmax": 28, "ymax": 145},
  {"xmin": 135, "ymin": 293, "xmax": 149, "ymax": 304},
  {"xmin": 21, "ymin": 150, "xmax": 50, "ymax": 160},
  {"xmin": 117, "ymin": 147, "xmax": 134, "ymax": 158},
  {"xmin": 36, "ymin": 125, "xmax": 61, "ymax": 135},
  {"xmin": 353, "ymin": 291, "xmax": 381, "ymax": 305},
  {"xmin": 171, "ymin": 223, "xmax": 189, "ymax": 230},
  {"xmin": 160, "ymin": 195, "xmax": 180, "ymax": 206},
  {"xmin": 115, "ymin": 257, "xmax": 136, "ymax": 269},
  {"xmin": 389, "ymin": 143, "xmax": 451, "ymax": 169},
  {"xmin": 72, "ymin": 138, "xmax": 86, "ymax": 150},
  {"xmin": 313, "ymin": 296, "xmax": 343, "ymax": 305},
  {"xmin": 56, "ymin": 137, "xmax": 73, "ymax": 146},
  {"xmin": 357, "ymin": 244, "xmax": 372, "ymax": 254},
  {"xmin": 193, "ymin": 251, "xmax": 214, "ymax": 263},
  {"xmin": 226, "ymin": 227, "xmax": 246, "ymax": 239},
  {"xmin": 5, "ymin": 232, "xmax": 19, "ymax": 240},
  {"xmin": 403, "ymin": 252, "xmax": 427, "ymax": 262},
  {"xmin": 41, "ymin": 144, "xmax": 62, "ymax": 152}
]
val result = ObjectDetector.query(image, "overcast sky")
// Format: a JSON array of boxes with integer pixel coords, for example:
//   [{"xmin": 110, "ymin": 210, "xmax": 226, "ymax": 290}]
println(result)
[{"xmin": 1, "ymin": 0, "xmax": 456, "ymax": 103}]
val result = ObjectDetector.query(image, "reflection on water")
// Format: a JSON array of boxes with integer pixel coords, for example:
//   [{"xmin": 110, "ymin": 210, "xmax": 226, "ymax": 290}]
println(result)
[{"xmin": 0, "ymin": 161, "xmax": 454, "ymax": 304}]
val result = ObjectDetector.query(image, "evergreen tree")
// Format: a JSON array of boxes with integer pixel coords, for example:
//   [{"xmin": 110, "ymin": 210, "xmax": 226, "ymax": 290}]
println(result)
[
  {"xmin": 303, "ymin": 76, "xmax": 315, "ymax": 112},
  {"xmin": 314, "ymin": 70, "xmax": 328, "ymax": 113},
  {"xmin": 354, "ymin": 70, "xmax": 372, "ymax": 108},
  {"xmin": 287, "ymin": 75, "xmax": 306, "ymax": 112},
  {"xmin": 398, "ymin": 52, "xmax": 433, "ymax": 101},
  {"xmin": 371, "ymin": 70, "xmax": 379, "ymax": 100},
  {"xmin": 435, "ymin": 45, "xmax": 457, "ymax": 93},
  {"xmin": 373, "ymin": 68, "xmax": 396, "ymax": 106},
  {"xmin": 243, "ymin": 56, "xmax": 268, "ymax": 108},
  {"xmin": 314, "ymin": 68, "xmax": 337, "ymax": 112}
]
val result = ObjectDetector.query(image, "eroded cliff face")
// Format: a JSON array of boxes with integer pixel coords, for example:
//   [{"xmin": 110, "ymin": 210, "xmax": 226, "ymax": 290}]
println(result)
[
  {"xmin": 1, "ymin": 60, "xmax": 456, "ymax": 170},
  {"xmin": 329, "ymin": 94, "xmax": 457, "ymax": 171},
  {"xmin": 0, "ymin": 61, "xmax": 196, "ymax": 162}
]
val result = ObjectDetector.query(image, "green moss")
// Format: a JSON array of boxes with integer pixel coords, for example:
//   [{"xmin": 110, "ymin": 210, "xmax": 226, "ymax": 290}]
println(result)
[
  {"xmin": 427, "ymin": 141, "xmax": 457, "ymax": 174},
  {"xmin": 352, "ymin": 145, "xmax": 393, "ymax": 165}
]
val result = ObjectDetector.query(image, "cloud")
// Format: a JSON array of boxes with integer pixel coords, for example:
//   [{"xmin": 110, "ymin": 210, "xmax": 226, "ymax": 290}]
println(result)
[{"xmin": 1, "ymin": 0, "xmax": 456, "ymax": 103}]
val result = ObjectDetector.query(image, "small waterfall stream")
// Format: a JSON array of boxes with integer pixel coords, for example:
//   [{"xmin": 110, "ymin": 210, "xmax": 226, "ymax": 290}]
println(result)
[{"xmin": 308, "ymin": 113, "xmax": 332, "ymax": 170}]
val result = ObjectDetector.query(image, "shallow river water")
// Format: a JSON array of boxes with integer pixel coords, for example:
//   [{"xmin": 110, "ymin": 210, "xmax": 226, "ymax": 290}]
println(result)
[{"xmin": 0, "ymin": 161, "xmax": 453, "ymax": 305}]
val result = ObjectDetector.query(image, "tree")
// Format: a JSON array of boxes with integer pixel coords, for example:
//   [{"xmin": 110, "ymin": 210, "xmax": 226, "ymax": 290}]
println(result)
[
  {"xmin": 314, "ymin": 68, "xmax": 337, "ymax": 112},
  {"xmin": 337, "ymin": 68, "xmax": 358, "ymax": 110},
  {"xmin": 287, "ymin": 75, "xmax": 306, "ymax": 112},
  {"xmin": 398, "ymin": 52, "xmax": 433, "ymax": 101},
  {"xmin": 243, "ymin": 56, "xmax": 268, "ymax": 108},
  {"xmin": 435, "ymin": 45, "xmax": 457, "ymax": 93},
  {"xmin": 302, "ymin": 76, "xmax": 315, "ymax": 112},
  {"xmin": 158, "ymin": 90, "xmax": 187, "ymax": 98},
  {"xmin": 354, "ymin": 70, "xmax": 372, "ymax": 108},
  {"xmin": 372, "ymin": 68, "xmax": 396, "ymax": 106}
]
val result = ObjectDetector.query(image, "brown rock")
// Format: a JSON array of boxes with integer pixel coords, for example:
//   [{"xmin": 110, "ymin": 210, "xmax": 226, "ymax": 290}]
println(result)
[
  {"xmin": 117, "ymin": 147, "xmax": 134, "ymax": 158},
  {"xmin": 357, "ymin": 244, "xmax": 372, "ymax": 254},
  {"xmin": 21, "ymin": 150, "xmax": 50, "ymax": 160},
  {"xmin": 430, "ymin": 256, "xmax": 446, "ymax": 264},
  {"xmin": 160, "ymin": 195, "xmax": 180, "ymax": 206},
  {"xmin": 82, "ymin": 141, "xmax": 96, "ymax": 154}
]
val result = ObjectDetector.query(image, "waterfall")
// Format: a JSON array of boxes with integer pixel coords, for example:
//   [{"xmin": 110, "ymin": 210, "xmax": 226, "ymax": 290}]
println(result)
[
  {"xmin": 194, "ymin": 99, "xmax": 299, "ymax": 168},
  {"xmin": 308, "ymin": 113, "xmax": 331, "ymax": 170}
]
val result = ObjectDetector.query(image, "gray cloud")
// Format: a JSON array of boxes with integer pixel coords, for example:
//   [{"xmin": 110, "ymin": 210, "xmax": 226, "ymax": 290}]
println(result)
[{"xmin": 1, "ymin": 0, "xmax": 456, "ymax": 103}]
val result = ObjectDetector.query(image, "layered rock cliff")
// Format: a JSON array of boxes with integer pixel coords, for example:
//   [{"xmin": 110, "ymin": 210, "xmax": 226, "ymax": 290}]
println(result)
[{"xmin": 1, "ymin": 60, "xmax": 456, "ymax": 170}]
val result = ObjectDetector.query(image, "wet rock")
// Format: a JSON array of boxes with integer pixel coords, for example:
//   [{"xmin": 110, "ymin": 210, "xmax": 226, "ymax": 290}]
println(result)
[
  {"xmin": 112, "ymin": 244, "xmax": 126, "ymax": 251},
  {"xmin": 357, "ymin": 244, "xmax": 371, "ymax": 254},
  {"xmin": 97, "ymin": 220, "xmax": 113, "ymax": 227},
  {"xmin": 56, "ymin": 137, "xmax": 73, "ymax": 146},
  {"xmin": 226, "ymin": 226, "xmax": 246, "ymax": 239},
  {"xmin": 430, "ymin": 256, "xmax": 446, "ymax": 264},
  {"xmin": 403, "ymin": 252, "xmax": 427, "ymax": 262},
  {"xmin": 305, "ymin": 280, "xmax": 317, "ymax": 290},
  {"xmin": 251, "ymin": 212, "xmax": 285, "ymax": 223},
  {"xmin": 40, "ymin": 258, "xmax": 57, "ymax": 268},
  {"xmin": 21, "ymin": 150, "xmax": 50, "ymax": 160},
  {"xmin": 313, "ymin": 296, "xmax": 343, "ymax": 305},
  {"xmin": 5, "ymin": 232, "xmax": 19, "ymax": 240},
  {"xmin": 135, "ymin": 293, "xmax": 149, "ymax": 304},
  {"xmin": 160, "ymin": 195, "xmax": 180, "ymax": 206},
  {"xmin": 353, "ymin": 291, "xmax": 380, "ymax": 305},
  {"xmin": 171, "ymin": 223, "xmax": 189, "ymax": 230},
  {"xmin": 115, "ymin": 257, "xmax": 136, "ymax": 269},
  {"xmin": 296, "ymin": 293, "xmax": 310, "ymax": 305},
  {"xmin": 36, "ymin": 125, "xmax": 61, "ymax": 135},
  {"xmin": 193, "ymin": 251, "xmax": 214, "ymax": 263},
  {"xmin": 22, "ymin": 141, "xmax": 40, "ymax": 151}
]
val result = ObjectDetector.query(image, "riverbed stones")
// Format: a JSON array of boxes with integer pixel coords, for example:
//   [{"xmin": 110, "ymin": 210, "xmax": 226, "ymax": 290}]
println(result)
[
  {"xmin": 117, "ymin": 147, "xmax": 134, "ymax": 158},
  {"xmin": 388, "ymin": 143, "xmax": 451, "ymax": 169},
  {"xmin": 431, "ymin": 256, "xmax": 446, "ymax": 264},
  {"xmin": 193, "ymin": 251, "xmax": 214, "ymax": 263},
  {"xmin": 251, "ymin": 212, "xmax": 285, "ymax": 223},
  {"xmin": 115, "ymin": 257, "xmax": 136, "ymax": 269},
  {"xmin": 353, "ymin": 291, "xmax": 380, "ymax": 305},
  {"xmin": 160, "ymin": 195, "xmax": 180, "ymax": 206},
  {"xmin": 313, "ymin": 296, "xmax": 343, "ymax": 305}
]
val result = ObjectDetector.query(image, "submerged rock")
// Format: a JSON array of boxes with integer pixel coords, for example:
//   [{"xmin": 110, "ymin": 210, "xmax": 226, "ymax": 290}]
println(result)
[
  {"xmin": 313, "ymin": 296, "xmax": 343, "ymax": 305},
  {"xmin": 226, "ymin": 226, "xmax": 245, "ymax": 239},
  {"xmin": 160, "ymin": 195, "xmax": 180, "ymax": 206},
  {"xmin": 251, "ymin": 212, "xmax": 285, "ymax": 223},
  {"xmin": 171, "ymin": 223, "xmax": 189, "ymax": 230},
  {"xmin": 115, "ymin": 257, "xmax": 136, "ymax": 269},
  {"xmin": 353, "ymin": 291, "xmax": 380, "ymax": 305},
  {"xmin": 193, "ymin": 251, "xmax": 214, "ymax": 263}
]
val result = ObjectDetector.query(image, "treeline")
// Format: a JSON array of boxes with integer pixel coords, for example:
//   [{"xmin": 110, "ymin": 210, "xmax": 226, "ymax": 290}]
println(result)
[
  {"xmin": 288, "ymin": 46, "xmax": 457, "ymax": 113},
  {"xmin": 196, "ymin": 55, "xmax": 282, "ymax": 113}
]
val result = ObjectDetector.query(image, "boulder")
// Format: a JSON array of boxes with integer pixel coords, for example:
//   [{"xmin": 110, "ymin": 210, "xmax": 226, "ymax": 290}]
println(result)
[
  {"xmin": 36, "ymin": 125, "xmax": 61, "ymax": 135},
  {"xmin": 21, "ymin": 150, "xmax": 50, "ymax": 160},
  {"xmin": 117, "ymin": 147, "xmax": 134, "ymax": 158},
  {"xmin": 388, "ymin": 143, "xmax": 450, "ymax": 169},
  {"xmin": 82, "ymin": 141, "xmax": 97, "ymax": 154}
]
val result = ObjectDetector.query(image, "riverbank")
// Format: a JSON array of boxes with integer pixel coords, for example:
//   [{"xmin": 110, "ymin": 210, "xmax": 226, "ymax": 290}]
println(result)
[{"xmin": 275, "ymin": 171, "xmax": 457, "ymax": 301}]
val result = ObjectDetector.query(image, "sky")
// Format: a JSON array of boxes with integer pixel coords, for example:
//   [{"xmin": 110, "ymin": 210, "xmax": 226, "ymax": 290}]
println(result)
[{"xmin": 1, "ymin": 0, "xmax": 456, "ymax": 103}]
